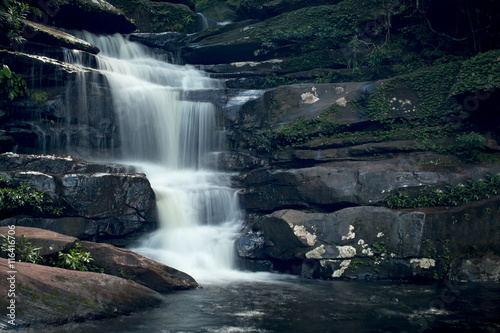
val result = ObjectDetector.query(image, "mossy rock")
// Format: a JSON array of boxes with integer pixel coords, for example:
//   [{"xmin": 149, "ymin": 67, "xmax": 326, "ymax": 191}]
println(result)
[
  {"xmin": 106, "ymin": 0, "xmax": 196, "ymax": 33},
  {"xmin": 365, "ymin": 62, "xmax": 462, "ymax": 122},
  {"xmin": 451, "ymin": 49, "xmax": 500, "ymax": 96}
]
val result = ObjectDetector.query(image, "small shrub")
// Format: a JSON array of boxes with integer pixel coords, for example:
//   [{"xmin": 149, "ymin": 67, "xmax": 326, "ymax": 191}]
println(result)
[{"xmin": 0, "ymin": 177, "xmax": 63, "ymax": 218}]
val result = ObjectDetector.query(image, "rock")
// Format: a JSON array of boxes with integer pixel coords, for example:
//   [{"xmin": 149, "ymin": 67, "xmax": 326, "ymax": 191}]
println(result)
[
  {"xmin": 0, "ymin": 152, "xmax": 134, "ymax": 174},
  {"xmin": 0, "ymin": 158, "xmax": 157, "ymax": 243},
  {"xmin": 129, "ymin": 32, "xmax": 191, "ymax": 53},
  {"xmin": 46, "ymin": 0, "xmax": 136, "ymax": 34},
  {"xmin": 455, "ymin": 257, "xmax": 500, "ymax": 282},
  {"xmin": 20, "ymin": 20, "xmax": 100, "ymax": 54},
  {"xmin": 106, "ymin": 0, "xmax": 195, "ymax": 33},
  {"xmin": 241, "ymin": 197, "xmax": 500, "ymax": 280},
  {"xmin": 0, "ymin": 226, "xmax": 77, "ymax": 257},
  {"xmin": 0, "ymin": 51, "xmax": 117, "ymax": 157},
  {"xmin": 0, "ymin": 258, "xmax": 163, "ymax": 328},
  {"xmin": 240, "ymin": 156, "xmax": 500, "ymax": 212},
  {"xmin": 80, "ymin": 241, "xmax": 198, "ymax": 292}
]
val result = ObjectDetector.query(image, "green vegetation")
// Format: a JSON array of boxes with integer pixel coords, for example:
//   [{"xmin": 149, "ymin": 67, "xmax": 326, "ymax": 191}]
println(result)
[
  {"xmin": 0, "ymin": 177, "xmax": 63, "ymax": 218},
  {"xmin": 106, "ymin": 0, "xmax": 195, "ymax": 33},
  {"xmin": 1, "ymin": 234, "xmax": 43, "ymax": 263},
  {"xmin": 451, "ymin": 49, "xmax": 500, "ymax": 95},
  {"xmin": 51, "ymin": 242, "xmax": 99, "ymax": 272},
  {"xmin": 0, "ymin": 64, "xmax": 28, "ymax": 100},
  {"xmin": 384, "ymin": 174, "xmax": 500, "ymax": 209}
]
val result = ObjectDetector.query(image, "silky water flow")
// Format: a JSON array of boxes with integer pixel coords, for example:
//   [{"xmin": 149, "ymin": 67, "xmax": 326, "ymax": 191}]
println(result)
[{"xmin": 68, "ymin": 32, "xmax": 245, "ymax": 283}]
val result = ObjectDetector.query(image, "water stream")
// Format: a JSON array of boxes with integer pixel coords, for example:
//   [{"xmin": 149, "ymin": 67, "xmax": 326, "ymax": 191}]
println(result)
[{"xmin": 67, "ymin": 32, "xmax": 242, "ymax": 283}]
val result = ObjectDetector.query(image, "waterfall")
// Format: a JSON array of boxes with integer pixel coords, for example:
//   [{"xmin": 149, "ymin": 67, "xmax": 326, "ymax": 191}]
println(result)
[{"xmin": 68, "ymin": 32, "xmax": 242, "ymax": 281}]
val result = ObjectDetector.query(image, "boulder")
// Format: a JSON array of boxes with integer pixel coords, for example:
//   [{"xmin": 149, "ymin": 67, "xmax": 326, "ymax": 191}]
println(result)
[
  {"xmin": 80, "ymin": 241, "xmax": 198, "ymax": 292},
  {"xmin": 45, "ymin": 0, "xmax": 136, "ymax": 34},
  {"xmin": 0, "ymin": 258, "xmax": 163, "ymax": 329},
  {"xmin": 240, "ymin": 197, "xmax": 500, "ymax": 280},
  {"xmin": 0, "ymin": 158, "xmax": 157, "ymax": 243},
  {"xmin": 455, "ymin": 257, "xmax": 500, "ymax": 282},
  {"xmin": 0, "ymin": 226, "xmax": 77, "ymax": 257}
]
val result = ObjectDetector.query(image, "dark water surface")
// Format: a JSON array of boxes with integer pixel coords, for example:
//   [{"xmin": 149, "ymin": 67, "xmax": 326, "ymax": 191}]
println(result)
[{"xmin": 25, "ymin": 274, "xmax": 500, "ymax": 333}]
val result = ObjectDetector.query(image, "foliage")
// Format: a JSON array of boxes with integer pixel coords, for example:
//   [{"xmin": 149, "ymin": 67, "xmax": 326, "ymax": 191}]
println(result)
[
  {"xmin": 451, "ymin": 49, "xmax": 500, "ymax": 96},
  {"xmin": 453, "ymin": 131, "xmax": 485, "ymax": 161},
  {"xmin": 0, "ymin": 64, "xmax": 28, "ymax": 100},
  {"xmin": 0, "ymin": 0, "xmax": 44, "ymax": 47},
  {"xmin": 106, "ymin": 0, "xmax": 195, "ymax": 33},
  {"xmin": 0, "ymin": 177, "xmax": 63, "ymax": 218},
  {"xmin": 51, "ymin": 242, "xmax": 96, "ymax": 272},
  {"xmin": 1, "ymin": 233, "xmax": 43, "ymax": 263},
  {"xmin": 384, "ymin": 174, "xmax": 500, "ymax": 209},
  {"xmin": 365, "ymin": 62, "xmax": 460, "ymax": 122}
]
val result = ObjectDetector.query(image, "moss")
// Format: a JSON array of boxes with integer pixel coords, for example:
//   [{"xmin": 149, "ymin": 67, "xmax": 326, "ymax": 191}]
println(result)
[
  {"xmin": 249, "ymin": 0, "xmax": 389, "ymax": 56},
  {"xmin": 106, "ymin": 0, "xmax": 195, "ymax": 33},
  {"xmin": 451, "ymin": 49, "xmax": 500, "ymax": 95},
  {"xmin": 365, "ymin": 62, "xmax": 461, "ymax": 121}
]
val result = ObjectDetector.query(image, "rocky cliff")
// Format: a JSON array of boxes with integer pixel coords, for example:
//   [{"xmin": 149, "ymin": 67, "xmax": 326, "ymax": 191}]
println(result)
[{"xmin": 1, "ymin": 0, "xmax": 499, "ymax": 288}]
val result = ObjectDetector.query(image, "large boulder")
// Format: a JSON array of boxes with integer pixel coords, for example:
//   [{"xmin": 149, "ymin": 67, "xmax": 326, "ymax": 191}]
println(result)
[
  {"xmin": 0, "ymin": 258, "xmax": 163, "ymax": 329},
  {"xmin": 239, "ymin": 197, "xmax": 500, "ymax": 280},
  {"xmin": 0, "ymin": 226, "xmax": 77, "ymax": 257},
  {"xmin": 0, "ymin": 154, "xmax": 157, "ymax": 244},
  {"xmin": 80, "ymin": 241, "xmax": 198, "ymax": 292}
]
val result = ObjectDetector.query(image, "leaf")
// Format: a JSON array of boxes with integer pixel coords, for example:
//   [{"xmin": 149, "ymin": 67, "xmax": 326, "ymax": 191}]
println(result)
[{"xmin": 2, "ymin": 65, "xmax": 12, "ymax": 79}]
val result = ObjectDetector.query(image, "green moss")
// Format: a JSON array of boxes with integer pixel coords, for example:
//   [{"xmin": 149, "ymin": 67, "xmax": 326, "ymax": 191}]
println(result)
[
  {"xmin": 250, "ymin": 1, "xmax": 388, "ymax": 56},
  {"xmin": 451, "ymin": 49, "xmax": 500, "ymax": 95},
  {"xmin": 365, "ymin": 62, "xmax": 461, "ymax": 122},
  {"xmin": 106, "ymin": 0, "xmax": 195, "ymax": 33}
]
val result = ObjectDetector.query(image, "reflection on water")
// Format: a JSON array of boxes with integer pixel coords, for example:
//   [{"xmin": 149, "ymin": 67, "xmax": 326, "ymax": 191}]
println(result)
[{"xmin": 24, "ymin": 276, "xmax": 500, "ymax": 333}]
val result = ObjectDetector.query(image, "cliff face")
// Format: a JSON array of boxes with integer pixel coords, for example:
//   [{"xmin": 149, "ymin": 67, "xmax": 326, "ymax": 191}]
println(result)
[{"xmin": 1, "ymin": 0, "xmax": 499, "ymax": 281}]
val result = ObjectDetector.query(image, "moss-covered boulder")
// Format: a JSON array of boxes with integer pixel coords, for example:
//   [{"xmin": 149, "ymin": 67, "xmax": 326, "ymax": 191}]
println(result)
[{"xmin": 106, "ymin": 0, "xmax": 195, "ymax": 33}]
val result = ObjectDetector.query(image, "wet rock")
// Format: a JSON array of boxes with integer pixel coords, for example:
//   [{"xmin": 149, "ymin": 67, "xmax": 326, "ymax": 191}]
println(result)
[
  {"xmin": 80, "ymin": 241, "xmax": 198, "ymax": 292},
  {"xmin": 455, "ymin": 257, "xmax": 500, "ymax": 282},
  {"xmin": 0, "ymin": 155, "xmax": 157, "ymax": 244},
  {"xmin": 0, "ymin": 258, "xmax": 163, "ymax": 328},
  {"xmin": 0, "ymin": 152, "xmax": 134, "ymax": 174},
  {"xmin": 20, "ymin": 20, "xmax": 100, "ymax": 54}
]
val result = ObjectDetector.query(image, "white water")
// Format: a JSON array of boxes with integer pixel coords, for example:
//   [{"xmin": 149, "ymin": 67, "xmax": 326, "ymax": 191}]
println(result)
[{"xmin": 69, "ymin": 32, "xmax": 246, "ymax": 283}]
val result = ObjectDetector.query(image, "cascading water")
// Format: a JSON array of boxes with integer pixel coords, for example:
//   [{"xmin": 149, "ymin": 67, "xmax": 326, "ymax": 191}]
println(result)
[{"xmin": 68, "ymin": 32, "xmax": 243, "ymax": 282}]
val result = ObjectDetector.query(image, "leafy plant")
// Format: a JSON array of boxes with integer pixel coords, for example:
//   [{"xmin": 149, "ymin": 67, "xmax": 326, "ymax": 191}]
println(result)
[
  {"xmin": 0, "ymin": 64, "xmax": 28, "ymax": 100},
  {"xmin": 1, "ymin": 234, "xmax": 43, "ymax": 264},
  {"xmin": 52, "ymin": 242, "xmax": 94, "ymax": 272},
  {"xmin": 384, "ymin": 174, "xmax": 500, "ymax": 209},
  {"xmin": 0, "ymin": 177, "xmax": 63, "ymax": 218}
]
